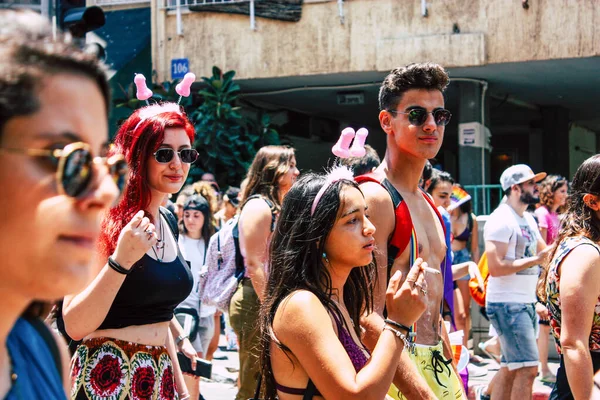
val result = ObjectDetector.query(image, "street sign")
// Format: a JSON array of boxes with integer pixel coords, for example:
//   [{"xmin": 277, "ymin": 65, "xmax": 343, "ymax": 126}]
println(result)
[{"xmin": 171, "ymin": 58, "xmax": 189, "ymax": 80}]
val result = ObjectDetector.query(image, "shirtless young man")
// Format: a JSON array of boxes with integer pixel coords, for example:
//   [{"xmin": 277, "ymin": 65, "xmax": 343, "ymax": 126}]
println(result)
[{"xmin": 360, "ymin": 63, "xmax": 465, "ymax": 399}]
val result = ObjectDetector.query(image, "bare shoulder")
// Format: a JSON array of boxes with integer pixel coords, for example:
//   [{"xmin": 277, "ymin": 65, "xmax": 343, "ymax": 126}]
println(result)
[
  {"xmin": 562, "ymin": 243, "xmax": 600, "ymax": 271},
  {"xmin": 240, "ymin": 197, "xmax": 272, "ymax": 224},
  {"xmin": 273, "ymin": 290, "xmax": 331, "ymax": 342}
]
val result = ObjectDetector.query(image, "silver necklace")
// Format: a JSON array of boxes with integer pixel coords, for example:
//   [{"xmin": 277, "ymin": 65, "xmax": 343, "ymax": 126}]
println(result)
[{"xmin": 151, "ymin": 217, "xmax": 165, "ymax": 262}]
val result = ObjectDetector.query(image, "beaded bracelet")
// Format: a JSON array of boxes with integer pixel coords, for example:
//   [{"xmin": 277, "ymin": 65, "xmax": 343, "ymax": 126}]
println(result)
[
  {"xmin": 108, "ymin": 256, "xmax": 132, "ymax": 275},
  {"xmin": 383, "ymin": 325, "xmax": 414, "ymax": 353}
]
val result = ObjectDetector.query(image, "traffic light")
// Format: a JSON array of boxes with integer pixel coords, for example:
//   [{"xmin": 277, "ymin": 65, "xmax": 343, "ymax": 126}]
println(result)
[{"xmin": 57, "ymin": 0, "xmax": 105, "ymax": 39}]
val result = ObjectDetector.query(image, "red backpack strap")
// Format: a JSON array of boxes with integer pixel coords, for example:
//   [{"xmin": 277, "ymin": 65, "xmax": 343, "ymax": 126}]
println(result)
[
  {"xmin": 355, "ymin": 173, "xmax": 413, "ymax": 261},
  {"xmin": 420, "ymin": 190, "xmax": 447, "ymax": 236}
]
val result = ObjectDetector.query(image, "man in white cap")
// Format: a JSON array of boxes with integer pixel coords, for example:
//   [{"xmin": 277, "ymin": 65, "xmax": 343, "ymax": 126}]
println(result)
[{"xmin": 478, "ymin": 164, "xmax": 553, "ymax": 400}]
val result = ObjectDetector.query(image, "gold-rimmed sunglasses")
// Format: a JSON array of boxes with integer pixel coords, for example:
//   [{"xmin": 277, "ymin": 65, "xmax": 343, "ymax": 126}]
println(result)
[{"xmin": 0, "ymin": 142, "xmax": 128, "ymax": 199}]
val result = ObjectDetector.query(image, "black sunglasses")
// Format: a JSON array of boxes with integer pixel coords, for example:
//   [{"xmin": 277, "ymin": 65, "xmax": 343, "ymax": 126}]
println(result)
[
  {"xmin": 388, "ymin": 107, "xmax": 452, "ymax": 127},
  {"xmin": 0, "ymin": 142, "xmax": 128, "ymax": 199},
  {"xmin": 153, "ymin": 148, "xmax": 199, "ymax": 164}
]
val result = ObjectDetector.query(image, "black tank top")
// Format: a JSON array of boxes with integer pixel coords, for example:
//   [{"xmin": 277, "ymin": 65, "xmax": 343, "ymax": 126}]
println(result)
[{"xmin": 99, "ymin": 253, "xmax": 193, "ymax": 329}]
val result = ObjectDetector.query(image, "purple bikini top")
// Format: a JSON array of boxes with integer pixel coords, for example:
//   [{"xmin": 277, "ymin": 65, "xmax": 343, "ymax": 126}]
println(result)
[
  {"xmin": 275, "ymin": 310, "xmax": 369, "ymax": 397},
  {"xmin": 332, "ymin": 312, "xmax": 369, "ymax": 372}
]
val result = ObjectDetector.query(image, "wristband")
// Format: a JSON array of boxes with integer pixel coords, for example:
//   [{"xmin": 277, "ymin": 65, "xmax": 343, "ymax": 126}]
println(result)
[
  {"xmin": 384, "ymin": 318, "xmax": 411, "ymax": 334},
  {"xmin": 108, "ymin": 256, "xmax": 132, "ymax": 275},
  {"xmin": 176, "ymin": 335, "xmax": 188, "ymax": 346}
]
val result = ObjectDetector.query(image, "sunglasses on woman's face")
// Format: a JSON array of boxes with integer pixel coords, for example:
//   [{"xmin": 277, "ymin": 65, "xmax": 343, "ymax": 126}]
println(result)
[
  {"xmin": 388, "ymin": 107, "xmax": 452, "ymax": 127},
  {"xmin": 0, "ymin": 142, "xmax": 128, "ymax": 199},
  {"xmin": 153, "ymin": 148, "xmax": 199, "ymax": 164}
]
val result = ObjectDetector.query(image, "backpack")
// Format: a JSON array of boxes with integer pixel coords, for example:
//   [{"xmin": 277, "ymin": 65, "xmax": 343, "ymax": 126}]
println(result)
[{"xmin": 200, "ymin": 195, "xmax": 276, "ymax": 312}]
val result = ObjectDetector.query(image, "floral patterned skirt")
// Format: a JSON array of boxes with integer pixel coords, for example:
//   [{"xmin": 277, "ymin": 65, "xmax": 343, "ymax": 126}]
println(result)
[{"xmin": 70, "ymin": 337, "xmax": 179, "ymax": 400}]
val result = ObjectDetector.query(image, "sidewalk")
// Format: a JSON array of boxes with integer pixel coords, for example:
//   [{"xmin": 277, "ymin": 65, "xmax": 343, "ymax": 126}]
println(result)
[
  {"xmin": 200, "ymin": 335, "xmax": 559, "ymax": 400},
  {"xmin": 200, "ymin": 335, "xmax": 240, "ymax": 400},
  {"xmin": 467, "ymin": 356, "xmax": 558, "ymax": 400}
]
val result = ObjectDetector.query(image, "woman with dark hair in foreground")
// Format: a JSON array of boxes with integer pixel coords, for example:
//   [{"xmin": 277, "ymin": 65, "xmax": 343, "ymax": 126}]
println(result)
[{"xmin": 260, "ymin": 168, "xmax": 429, "ymax": 400}]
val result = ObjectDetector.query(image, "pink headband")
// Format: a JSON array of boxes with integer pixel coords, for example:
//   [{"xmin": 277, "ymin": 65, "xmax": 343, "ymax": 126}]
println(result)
[
  {"xmin": 310, "ymin": 165, "xmax": 355, "ymax": 216},
  {"xmin": 310, "ymin": 127, "xmax": 369, "ymax": 216}
]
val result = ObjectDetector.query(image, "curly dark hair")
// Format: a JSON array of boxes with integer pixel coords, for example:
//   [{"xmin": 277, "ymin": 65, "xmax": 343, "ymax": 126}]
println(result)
[
  {"xmin": 259, "ymin": 173, "xmax": 375, "ymax": 400},
  {"xmin": 538, "ymin": 174, "xmax": 568, "ymax": 212},
  {"xmin": 0, "ymin": 10, "xmax": 110, "ymax": 137},
  {"xmin": 378, "ymin": 63, "xmax": 449, "ymax": 112}
]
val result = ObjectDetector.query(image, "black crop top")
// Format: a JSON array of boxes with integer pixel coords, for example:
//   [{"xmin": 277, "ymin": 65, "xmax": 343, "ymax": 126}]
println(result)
[{"xmin": 99, "ymin": 253, "xmax": 193, "ymax": 330}]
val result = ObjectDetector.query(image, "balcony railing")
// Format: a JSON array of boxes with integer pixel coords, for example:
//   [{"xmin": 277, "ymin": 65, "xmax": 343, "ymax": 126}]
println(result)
[
  {"xmin": 94, "ymin": 0, "xmax": 150, "ymax": 5},
  {"xmin": 161, "ymin": 0, "xmax": 250, "ymax": 9},
  {"xmin": 463, "ymin": 184, "xmax": 504, "ymax": 216}
]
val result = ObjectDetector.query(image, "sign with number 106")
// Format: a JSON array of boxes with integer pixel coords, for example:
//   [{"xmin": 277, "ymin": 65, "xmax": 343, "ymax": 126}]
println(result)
[{"xmin": 171, "ymin": 58, "xmax": 189, "ymax": 79}]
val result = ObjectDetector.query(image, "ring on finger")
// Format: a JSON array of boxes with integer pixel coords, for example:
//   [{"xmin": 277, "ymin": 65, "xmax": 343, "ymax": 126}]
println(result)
[
  {"xmin": 420, "ymin": 287, "xmax": 428, "ymax": 295},
  {"xmin": 145, "ymin": 228, "xmax": 154, "ymax": 236}
]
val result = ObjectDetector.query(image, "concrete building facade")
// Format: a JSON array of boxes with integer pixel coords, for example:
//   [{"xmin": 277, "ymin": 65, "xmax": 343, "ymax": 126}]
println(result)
[{"xmin": 151, "ymin": 0, "xmax": 600, "ymax": 214}]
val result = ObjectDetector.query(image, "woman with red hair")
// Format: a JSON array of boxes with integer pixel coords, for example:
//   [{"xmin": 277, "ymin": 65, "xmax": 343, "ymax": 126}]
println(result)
[{"xmin": 62, "ymin": 103, "xmax": 198, "ymax": 400}]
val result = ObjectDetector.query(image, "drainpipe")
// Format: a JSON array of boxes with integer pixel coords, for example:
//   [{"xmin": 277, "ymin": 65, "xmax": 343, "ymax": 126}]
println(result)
[
  {"xmin": 176, "ymin": 0, "xmax": 183, "ymax": 35},
  {"xmin": 338, "ymin": 0, "xmax": 345, "ymax": 24},
  {"xmin": 451, "ymin": 78, "xmax": 489, "ymax": 213}
]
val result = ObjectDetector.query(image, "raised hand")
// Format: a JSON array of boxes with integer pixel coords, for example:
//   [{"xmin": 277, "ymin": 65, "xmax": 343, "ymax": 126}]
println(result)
[
  {"xmin": 385, "ymin": 258, "xmax": 428, "ymax": 328},
  {"xmin": 111, "ymin": 210, "xmax": 157, "ymax": 270}
]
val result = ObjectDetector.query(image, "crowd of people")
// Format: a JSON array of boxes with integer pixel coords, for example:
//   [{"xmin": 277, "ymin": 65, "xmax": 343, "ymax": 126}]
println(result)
[{"xmin": 3, "ymin": 9, "xmax": 600, "ymax": 400}]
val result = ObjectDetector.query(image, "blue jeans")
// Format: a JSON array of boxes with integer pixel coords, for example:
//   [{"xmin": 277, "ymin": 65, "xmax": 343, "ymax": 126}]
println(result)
[{"xmin": 486, "ymin": 302, "xmax": 539, "ymax": 370}]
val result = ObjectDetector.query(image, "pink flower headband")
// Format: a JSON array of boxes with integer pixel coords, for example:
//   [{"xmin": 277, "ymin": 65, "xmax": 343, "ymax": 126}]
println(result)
[
  {"xmin": 132, "ymin": 72, "xmax": 196, "ymax": 131},
  {"xmin": 310, "ymin": 127, "xmax": 369, "ymax": 216}
]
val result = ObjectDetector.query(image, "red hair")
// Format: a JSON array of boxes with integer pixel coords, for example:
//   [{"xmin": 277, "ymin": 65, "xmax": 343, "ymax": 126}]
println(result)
[{"xmin": 98, "ymin": 105, "xmax": 195, "ymax": 258}]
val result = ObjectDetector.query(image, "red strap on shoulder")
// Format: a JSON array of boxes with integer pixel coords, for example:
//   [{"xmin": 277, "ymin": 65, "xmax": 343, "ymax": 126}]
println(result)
[
  {"xmin": 354, "ymin": 173, "xmax": 381, "ymax": 185},
  {"xmin": 420, "ymin": 190, "xmax": 447, "ymax": 236},
  {"xmin": 355, "ymin": 173, "xmax": 413, "ymax": 259}
]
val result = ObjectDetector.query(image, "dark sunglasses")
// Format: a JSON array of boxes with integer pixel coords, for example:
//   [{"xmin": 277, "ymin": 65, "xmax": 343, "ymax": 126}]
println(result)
[
  {"xmin": 153, "ymin": 148, "xmax": 199, "ymax": 164},
  {"xmin": 0, "ymin": 142, "xmax": 128, "ymax": 198},
  {"xmin": 389, "ymin": 108, "xmax": 452, "ymax": 126}
]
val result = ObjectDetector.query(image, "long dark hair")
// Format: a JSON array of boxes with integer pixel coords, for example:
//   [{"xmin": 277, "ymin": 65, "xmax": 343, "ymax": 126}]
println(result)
[
  {"xmin": 539, "ymin": 155, "xmax": 600, "ymax": 302},
  {"xmin": 259, "ymin": 173, "xmax": 375, "ymax": 400},
  {"xmin": 241, "ymin": 145, "xmax": 295, "ymax": 211}
]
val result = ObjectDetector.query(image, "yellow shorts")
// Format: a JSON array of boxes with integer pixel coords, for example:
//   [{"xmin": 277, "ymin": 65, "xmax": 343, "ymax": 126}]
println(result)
[{"xmin": 387, "ymin": 341, "xmax": 466, "ymax": 400}]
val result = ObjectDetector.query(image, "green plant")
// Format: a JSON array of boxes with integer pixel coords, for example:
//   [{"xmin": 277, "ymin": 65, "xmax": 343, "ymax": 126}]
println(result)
[
  {"xmin": 112, "ymin": 67, "xmax": 282, "ymax": 187},
  {"xmin": 189, "ymin": 66, "xmax": 281, "ymax": 186}
]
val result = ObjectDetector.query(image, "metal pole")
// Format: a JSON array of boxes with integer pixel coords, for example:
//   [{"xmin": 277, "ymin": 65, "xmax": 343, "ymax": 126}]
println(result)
[{"xmin": 250, "ymin": 0, "xmax": 255, "ymax": 30}]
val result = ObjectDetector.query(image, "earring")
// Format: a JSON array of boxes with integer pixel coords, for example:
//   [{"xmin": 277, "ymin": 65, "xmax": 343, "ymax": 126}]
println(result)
[{"xmin": 322, "ymin": 252, "xmax": 330, "ymax": 264}]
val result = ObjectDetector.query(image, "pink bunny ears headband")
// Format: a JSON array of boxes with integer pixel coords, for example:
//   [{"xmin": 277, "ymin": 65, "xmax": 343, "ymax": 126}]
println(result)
[
  {"xmin": 310, "ymin": 127, "xmax": 370, "ymax": 216},
  {"xmin": 132, "ymin": 72, "xmax": 196, "ymax": 129}
]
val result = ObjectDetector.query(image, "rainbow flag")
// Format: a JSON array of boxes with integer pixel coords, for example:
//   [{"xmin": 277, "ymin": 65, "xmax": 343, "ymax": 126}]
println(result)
[{"xmin": 447, "ymin": 186, "xmax": 472, "ymax": 211}]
